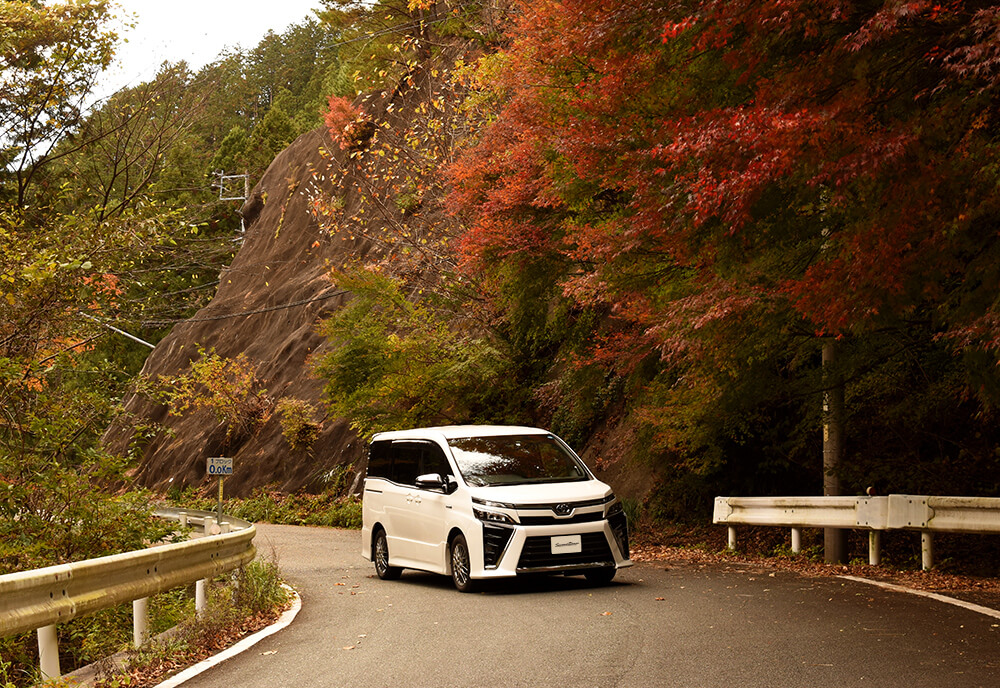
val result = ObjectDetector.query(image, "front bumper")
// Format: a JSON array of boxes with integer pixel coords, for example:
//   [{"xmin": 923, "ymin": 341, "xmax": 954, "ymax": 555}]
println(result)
[{"xmin": 474, "ymin": 516, "xmax": 631, "ymax": 579}]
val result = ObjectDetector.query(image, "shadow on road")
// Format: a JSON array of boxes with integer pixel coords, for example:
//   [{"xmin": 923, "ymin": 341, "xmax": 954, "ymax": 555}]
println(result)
[{"xmin": 379, "ymin": 570, "xmax": 635, "ymax": 596}]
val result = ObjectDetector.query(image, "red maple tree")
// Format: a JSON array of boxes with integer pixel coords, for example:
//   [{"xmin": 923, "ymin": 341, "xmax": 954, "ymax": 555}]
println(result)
[{"xmin": 445, "ymin": 0, "xmax": 1000, "ymax": 486}]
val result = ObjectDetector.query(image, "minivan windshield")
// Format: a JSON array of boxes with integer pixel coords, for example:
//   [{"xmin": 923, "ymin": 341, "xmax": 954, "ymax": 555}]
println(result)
[{"xmin": 447, "ymin": 434, "xmax": 589, "ymax": 487}]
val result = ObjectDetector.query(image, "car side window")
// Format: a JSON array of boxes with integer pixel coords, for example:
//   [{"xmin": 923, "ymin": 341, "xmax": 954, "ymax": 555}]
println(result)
[
  {"xmin": 390, "ymin": 442, "xmax": 422, "ymax": 486},
  {"xmin": 421, "ymin": 442, "xmax": 452, "ymax": 479},
  {"xmin": 367, "ymin": 440, "xmax": 392, "ymax": 479}
]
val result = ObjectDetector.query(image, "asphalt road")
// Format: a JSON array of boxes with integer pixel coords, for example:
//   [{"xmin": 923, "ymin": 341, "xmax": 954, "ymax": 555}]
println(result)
[{"xmin": 179, "ymin": 524, "xmax": 1000, "ymax": 688}]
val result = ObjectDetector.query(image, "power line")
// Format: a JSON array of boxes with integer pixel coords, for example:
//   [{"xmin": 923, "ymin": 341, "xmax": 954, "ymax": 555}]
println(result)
[
  {"xmin": 330, "ymin": 16, "xmax": 452, "ymax": 49},
  {"xmin": 139, "ymin": 288, "xmax": 349, "ymax": 328}
]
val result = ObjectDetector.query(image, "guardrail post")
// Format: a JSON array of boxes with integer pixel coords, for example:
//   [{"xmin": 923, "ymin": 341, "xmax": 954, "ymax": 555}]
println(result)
[
  {"xmin": 727, "ymin": 526, "xmax": 737, "ymax": 551},
  {"xmin": 196, "ymin": 579, "xmax": 207, "ymax": 615},
  {"xmin": 791, "ymin": 528, "xmax": 802, "ymax": 554},
  {"xmin": 133, "ymin": 597, "xmax": 149, "ymax": 648},
  {"xmin": 37, "ymin": 624, "xmax": 60, "ymax": 680},
  {"xmin": 868, "ymin": 531, "xmax": 881, "ymax": 565},
  {"xmin": 922, "ymin": 532, "xmax": 934, "ymax": 570}
]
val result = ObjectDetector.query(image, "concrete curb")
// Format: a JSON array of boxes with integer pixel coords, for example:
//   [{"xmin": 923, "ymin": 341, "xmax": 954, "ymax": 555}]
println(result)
[
  {"xmin": 153, "ymin": 585, "xmax": 301, "ymax": 688},
  {"xmin": 840, "ymin": 575, "xmax": 1000, "ymax": 621}
]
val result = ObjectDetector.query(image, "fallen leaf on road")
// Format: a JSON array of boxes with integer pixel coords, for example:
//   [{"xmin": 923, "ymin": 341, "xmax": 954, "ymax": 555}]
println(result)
[
  {"xmin": 655, "ymin": 597, "xmax": 665, "ymax": 601},
  {"xmin": 261, "ymin": 651, "xmax": 277, "ymax": 656},
  {"xmin": 336, "ymin": 582, "xmax": 346, "ymax": 586},
  {"xmin": 342, "ymin": 646, "xmax": 355, "ymax": 651},
  {"xmin": 601, "ymin": 611, "xmax": 612, "ymax": 616}
]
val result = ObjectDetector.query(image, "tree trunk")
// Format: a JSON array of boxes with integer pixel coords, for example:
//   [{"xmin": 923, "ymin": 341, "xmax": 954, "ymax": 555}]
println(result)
[{"xmin": 823, "ymin": 340, "xmax": 848, "ymax": 564}]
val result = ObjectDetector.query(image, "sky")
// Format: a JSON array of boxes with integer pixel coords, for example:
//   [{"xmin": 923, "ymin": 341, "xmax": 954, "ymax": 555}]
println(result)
[{"xmin": 100, "ymin": 0, "xmax": 325, "ymax": 96}]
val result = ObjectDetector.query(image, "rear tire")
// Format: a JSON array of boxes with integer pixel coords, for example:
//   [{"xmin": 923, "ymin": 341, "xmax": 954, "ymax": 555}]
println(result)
[
  {"xmin": 583, "ymin": 567, "xmax": 616, "ymax": 586},
  {"xmin": 373, "ymin": 529, "xmax": 402, "ymax": 580},
  {"xmin": 450, "ymin": 533, "xmax": 477, "ymax": 592}
]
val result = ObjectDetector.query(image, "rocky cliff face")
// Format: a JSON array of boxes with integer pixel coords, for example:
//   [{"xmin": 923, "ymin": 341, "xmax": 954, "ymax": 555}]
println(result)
[{"xmin": 104, "ymin": 125, "xmax": 371, "ymax": 496}]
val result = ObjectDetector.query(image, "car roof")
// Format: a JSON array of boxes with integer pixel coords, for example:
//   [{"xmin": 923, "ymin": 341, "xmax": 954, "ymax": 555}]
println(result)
[{"xmin": 371, "ymin": 425, "xmax": 552, "ymax": 442}]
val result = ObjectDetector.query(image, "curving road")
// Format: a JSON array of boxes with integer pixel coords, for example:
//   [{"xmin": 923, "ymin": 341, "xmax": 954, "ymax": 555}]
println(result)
[{"xmin": 180, "ymin": 524, "xmax": 1000, "ymax": 688}]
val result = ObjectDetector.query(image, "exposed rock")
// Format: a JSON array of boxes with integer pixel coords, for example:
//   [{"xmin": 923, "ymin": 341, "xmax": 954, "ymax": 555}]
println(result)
[{"xmin": 104, "ymin": 125, "xmax": 368, "ymax": 497}]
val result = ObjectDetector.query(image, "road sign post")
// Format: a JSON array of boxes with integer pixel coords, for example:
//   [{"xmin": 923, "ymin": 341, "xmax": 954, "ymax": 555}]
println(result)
[{"xmin": 207, "ymin": 457, "xmax": 233, "ymax": 527}]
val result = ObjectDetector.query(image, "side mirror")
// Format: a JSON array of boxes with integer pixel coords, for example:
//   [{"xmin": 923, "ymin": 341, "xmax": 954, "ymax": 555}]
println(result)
[{"xmin": 416, "ymin": 473, "xmax": 452, "ymax": 492}]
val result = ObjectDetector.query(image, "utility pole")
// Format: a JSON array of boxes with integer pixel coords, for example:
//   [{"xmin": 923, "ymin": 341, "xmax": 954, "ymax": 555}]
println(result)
[
  {"xmin": 823, "ymin": 340, "xmax": 848, "ymax": 564},
  {"xmin": 214, "ymin": 170, "xmax": 249, "ymax": 202}
]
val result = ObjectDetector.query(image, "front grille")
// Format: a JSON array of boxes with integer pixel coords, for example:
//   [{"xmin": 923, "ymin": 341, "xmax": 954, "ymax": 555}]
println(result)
[
  {"xmin": 517, "ymin": 532, "xmax": 614, "ymax": 571},
  {"xmin": 515, "ymin": 496, "xmax": 611, "ymax": 510},
  {"xmin": 609, "ymin": 512, "xmax": 629, "ymax": 559},
  {"xmin": 517, "ymin": 512, "xmax": 604, "ymax": 526},
  {"xmin": 483, "ymin": 523, "xmax": 514, "ymax": 568}
]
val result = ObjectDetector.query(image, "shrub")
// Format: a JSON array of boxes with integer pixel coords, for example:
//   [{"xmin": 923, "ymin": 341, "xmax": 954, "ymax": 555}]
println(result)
[
  {"xmin": 169, "ymin": 486, "xmax": 363, "ymax": 530},
  {"xmin": 149, "ymin": 348, "xmax": 273, "ymax": 444},
  {"xmin": 276, "ymin": 398, "xmax": 322, "ymax": 451}
]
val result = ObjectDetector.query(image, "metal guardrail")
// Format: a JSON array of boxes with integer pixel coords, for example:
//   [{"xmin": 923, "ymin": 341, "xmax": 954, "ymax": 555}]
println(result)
[
  {"xmin": 714, "ymin": 494, "xmax": 1000, "ymax": 570},
  {"xmin": 0, "ymin": 507, "xmax": 256, "ymax": 681}
]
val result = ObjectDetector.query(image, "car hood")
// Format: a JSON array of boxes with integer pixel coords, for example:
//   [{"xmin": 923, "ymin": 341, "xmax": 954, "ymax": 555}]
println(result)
[{"xmin": 467, "ymin": 479, "xmax": 612, "ymax": 506}]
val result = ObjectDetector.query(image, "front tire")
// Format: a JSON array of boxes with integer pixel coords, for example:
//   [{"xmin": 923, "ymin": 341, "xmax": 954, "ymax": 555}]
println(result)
[
  {"xmin": 373, "ymin": 528, "xmax": 402, "ymax": 580},
  {"xmin": 450, "ymin": 533, "xmax": 477, "ymax": 592}
]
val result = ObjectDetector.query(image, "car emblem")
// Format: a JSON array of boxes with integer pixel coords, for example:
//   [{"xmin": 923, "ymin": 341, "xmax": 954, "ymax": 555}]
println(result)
[{"xmin": 554, "ymin": 503, "xmax": 573, "ymax": 516}]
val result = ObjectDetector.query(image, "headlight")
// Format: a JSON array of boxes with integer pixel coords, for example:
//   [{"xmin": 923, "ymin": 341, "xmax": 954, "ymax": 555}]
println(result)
[
  {"xmin": 474, "ymin": 507, "xmax": 515, "ymax": 524},
  {"xmin": 474, "ymin": 498, "xmax": 515, "ymax": 509},
  {"xmin": 607, "ymin": 499, "xmax": 624, "ymax": 518}
]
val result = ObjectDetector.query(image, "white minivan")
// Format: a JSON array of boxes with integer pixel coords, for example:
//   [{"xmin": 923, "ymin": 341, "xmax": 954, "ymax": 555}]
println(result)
[{"xmin": 361, "ymin": 425, "xmax": 631, "ymax": 592}]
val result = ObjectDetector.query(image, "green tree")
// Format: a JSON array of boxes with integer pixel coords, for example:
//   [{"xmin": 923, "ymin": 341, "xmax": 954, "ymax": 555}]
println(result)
[
  {"xmin": 209, "ymin": 124, "xmax": 250, "ymax": 174},
  {"xmin": 0, "ymin": 0, "xmax": 118, "ymax": 208},
  {"xmin": 54, "ymin": 63, "xmax": 213, "ymax": 222},
  {"xmin": 244, "ymin": 100, "xmax": 297, "ymax": 178},
  {"xmin": 314, "ymin": 268, "xmax": 516, "ymax": 438}
]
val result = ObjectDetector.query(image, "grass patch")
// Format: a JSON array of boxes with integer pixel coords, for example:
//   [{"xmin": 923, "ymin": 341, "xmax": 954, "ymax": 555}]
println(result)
[
  {"xmin": 89, "ymin": 558, "xmax": 292, "ymax": 688},
  {"xmin": 0, "ymin": 587, "xmax": 193, "ymax": 687},
  {"xmin": 0, "ymin": 557, "xmax": 290, "ymax": 688},
  {"xmin": 169, "ymin": 487, "xmax": 362, "ymax": 529}
]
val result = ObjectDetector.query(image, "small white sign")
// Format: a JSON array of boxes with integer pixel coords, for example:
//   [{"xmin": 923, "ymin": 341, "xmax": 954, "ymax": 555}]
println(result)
[
  {"xmin": 207, "ymin": 456, "xmax": 233, "ymax": 476},
  {"xmin": 551, "ymin": 534, "xmax": 582, "ymax": 554}
]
